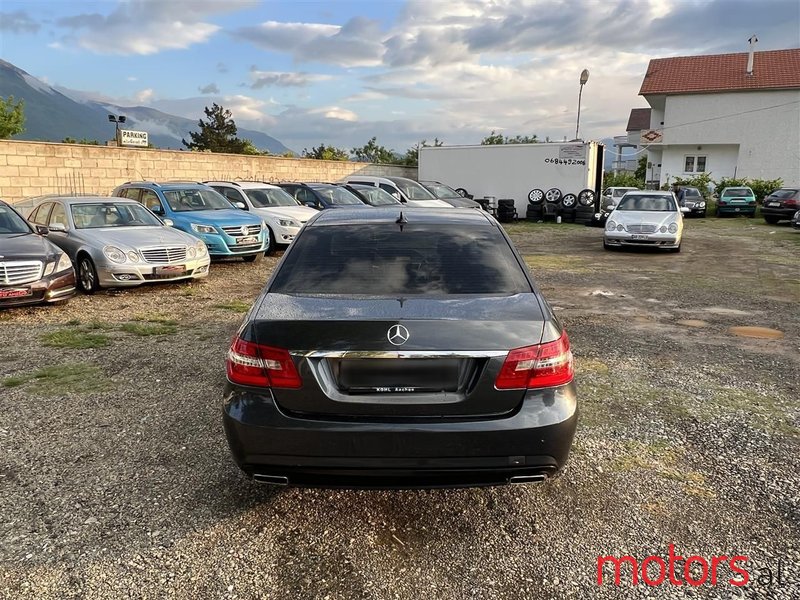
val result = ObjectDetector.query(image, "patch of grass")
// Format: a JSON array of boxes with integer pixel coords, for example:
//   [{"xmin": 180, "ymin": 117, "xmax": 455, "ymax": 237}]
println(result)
[
  {"xmin": 214, "ymin": 300, "xmax": 251, "ymax": 313},
  {"xmin": 119, "ymin": 322, "xmax": 178, "ymax": 336},
  {"xmin": 2, "ymin": 363, "xmax": 113, "ymax": 395},
  {"xmin": 131, "ymin": 313, "xmax": 178, "ymax": 326},
  {"xmin": 576, "ymin": 358, "xmax": 609, "ymax": 375},
  {"xmin": 691, "ymin": 387, "xmax": 799, "ymax": 438},
  {"xmin": 84, "ymin": 321, "xmax": 117, "ymax": 331},
  {"xmin": 41, "ymin": 329, "xmax": 110, "ymax": 349},
  {"xmin": 65, "ymin": 318, "xmax": 82, "ymax": 326}
]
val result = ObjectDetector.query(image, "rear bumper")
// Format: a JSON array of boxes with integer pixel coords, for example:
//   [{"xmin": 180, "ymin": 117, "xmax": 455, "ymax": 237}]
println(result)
[
  {"xmin": 761, "ymin": 207, "xmax": 798, "ymax": 220},
  {"xmin": 223, "ymin": 382, "xmax": 578, "ymax": 488},
  {"xmin": 717, "ymin": 205, "xmax": 755, "ymax": 215}
]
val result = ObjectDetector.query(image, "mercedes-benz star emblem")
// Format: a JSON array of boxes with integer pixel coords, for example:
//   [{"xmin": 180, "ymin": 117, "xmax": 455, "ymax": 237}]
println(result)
[{"xmin": 387, "ymin": 324, "xmax": 410, "ymax": 346}]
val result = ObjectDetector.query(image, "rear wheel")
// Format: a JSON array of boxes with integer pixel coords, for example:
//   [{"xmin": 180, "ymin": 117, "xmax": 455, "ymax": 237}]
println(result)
[
  {"xmin": 764, "ymin": 216, "xmax": 779, "ymax": 224},
  {"xmin": 77, "ymin": 255, "xmax": 99, "ymax": 294},
  {"xmin": 265, "ymin": 227, "xmax": 276, "ymax": 255}
]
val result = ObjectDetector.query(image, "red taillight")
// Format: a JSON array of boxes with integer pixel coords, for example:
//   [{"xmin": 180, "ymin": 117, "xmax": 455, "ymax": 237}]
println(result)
[
  {"xmin": 785, "ymin": 199, "xmax": 798, "ymax": 207},
  {"xmin": 495, "ymin": 332, "xmax": 574, "ymax": 390},
  {"xmin": 226, "ymin": 336, "xmax": 302, "ymax": 389}
]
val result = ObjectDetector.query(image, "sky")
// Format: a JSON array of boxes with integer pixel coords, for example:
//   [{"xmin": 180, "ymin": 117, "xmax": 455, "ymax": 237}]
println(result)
[{"xmin": 1, "ymin": 0, "xmax": 798, "ymax": 153}]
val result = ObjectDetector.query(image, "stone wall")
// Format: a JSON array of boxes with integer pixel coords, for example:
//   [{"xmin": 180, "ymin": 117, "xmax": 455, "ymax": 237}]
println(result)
[{"xmin": 0, "ymin": 140, "xmax": 418, "ymax": 208}]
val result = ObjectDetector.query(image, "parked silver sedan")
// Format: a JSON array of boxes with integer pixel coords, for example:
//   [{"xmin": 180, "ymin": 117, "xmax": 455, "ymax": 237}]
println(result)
[
  {"xmin": 603, "ymin": 191, "xmax": 689, "ymax": 253},
  {"xmin": 28, "ymin": 197, "xmax": 210, "ymax": 293}
]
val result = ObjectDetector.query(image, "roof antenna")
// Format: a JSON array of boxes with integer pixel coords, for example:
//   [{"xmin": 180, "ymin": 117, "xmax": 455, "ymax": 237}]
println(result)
[{"xmin": 395, "ymin": 211, "xmax": 408, "ymax": 231}]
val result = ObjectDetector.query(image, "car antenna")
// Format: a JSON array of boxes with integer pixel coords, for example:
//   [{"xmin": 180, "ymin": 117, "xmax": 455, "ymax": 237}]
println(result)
[{"xmin": 396, "ymin": 211, "xmax": 408, "ymax": 231}]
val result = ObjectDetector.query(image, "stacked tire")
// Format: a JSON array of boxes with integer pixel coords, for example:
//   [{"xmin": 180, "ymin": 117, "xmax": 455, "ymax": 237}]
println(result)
[
  {"xmin": 575, "ymin": 189, "xmax": 596, "ymax": 225},
  {"xmin": 527, "ymin": 188, "xmax": 544, "ymax": 220},
  {"xmin": 497, "ymin": 198, "xmax": 517, "ymax": 223},
  {"xmin": 560, "ymin": 193, "xmax": 577, "ymax": 223}
]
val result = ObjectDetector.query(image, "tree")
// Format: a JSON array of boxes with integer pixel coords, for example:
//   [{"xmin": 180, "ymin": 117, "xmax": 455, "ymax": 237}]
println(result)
[
  {"xmin": 351, "ymin": 137, "xmax": 397, "ymax": 164},
  {"xmin": 62, "ymin": 137, "xmax": 99, "ymax": 145},
  {"xmin": 634, "ymin": 155, "xmax": 647, "ymax": 181},
  {"xmin": 400, "ymin": 138, "xmax": 443, "ymax": 167},
  {"xmin": 302, "ymin": 143, "xmax": 350, "ymax": 161},
  {"xmin": 480, "ymin": 131, "xmax": 539, "ymax": 145},
  {"xmin": 0, "ymin": 96, "xmax": 25, "ymax": 139},
  {"xmin": 182, "ymin": 103, "xmax": 248, "ymax": 153}
]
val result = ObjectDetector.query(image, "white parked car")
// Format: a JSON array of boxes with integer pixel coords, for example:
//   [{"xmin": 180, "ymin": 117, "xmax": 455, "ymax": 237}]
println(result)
[
  {"xmin": 603, "ymin": 191, "xmax": 688, "ymax": 253},
  {"xmin": 601, "ymin": 186, "xmax": 639, "ymax": 209},
  {"xmin": 205, "ymin": 181, "xmax": 318, "ymax": 253},
  {"xmin": 338, "ymin": 175, "xmax": 452, "ymax": 208}
]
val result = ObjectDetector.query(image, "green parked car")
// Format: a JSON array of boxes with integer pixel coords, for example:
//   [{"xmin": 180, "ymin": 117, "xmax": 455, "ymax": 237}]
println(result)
[{"xmin": 716, "ymin": 187, "xmax": 756, "ymax": 217}]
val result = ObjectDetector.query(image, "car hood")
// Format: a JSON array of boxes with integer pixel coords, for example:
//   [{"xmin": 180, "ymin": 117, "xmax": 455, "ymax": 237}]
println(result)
[
  {"xmin": 252, "ymin": 206, "xmax": 318, "ymax": 223},
  {"xmin": 75, "ymin": 226, "xmax": 198, "ymax": 249},
  {"xmin": 609, "ymin": 211, "xmax": 678, "ymax": 226},
  {"xmin": 0, "ymin": 232, "xmax": 62, "ymax": 262},
  {"xmin": 172, "ymin": 209, "xmax": 262, "ymax": 226}
]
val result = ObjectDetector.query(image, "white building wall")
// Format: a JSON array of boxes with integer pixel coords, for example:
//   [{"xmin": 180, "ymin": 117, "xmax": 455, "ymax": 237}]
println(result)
[
  {"xmin": 659, "ymin": 90, "xmax": 800, "ymax": 184},
  {"xmin": 660, "ymin": 144, "xmax": 740, "ymax": 184}
]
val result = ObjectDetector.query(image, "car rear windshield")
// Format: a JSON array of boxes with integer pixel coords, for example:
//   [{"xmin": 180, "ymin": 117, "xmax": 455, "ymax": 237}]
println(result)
[
  {"xmin": 723, "ymin": 188, "xmax": 753, "ymax": 197},
  {"xmin": 270, "ymin": 224, "xmax": 532, "ymax": 296},
  {"xmin": 769, "ymin": 189, "xmax": 799, "ymax": 198},
  {"xmin": 616, "ymin": 195, "xmax": 676, "ymax": 212}
]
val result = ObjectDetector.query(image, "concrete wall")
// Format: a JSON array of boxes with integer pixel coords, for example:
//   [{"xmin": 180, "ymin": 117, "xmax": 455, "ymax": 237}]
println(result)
[
  {"xmin": 657, "ymin": 144, "xmax": 741, "ymax": 184},
  {"xmin": 0, "ymin": 140, "xmax": 418, "ymax": 206}
]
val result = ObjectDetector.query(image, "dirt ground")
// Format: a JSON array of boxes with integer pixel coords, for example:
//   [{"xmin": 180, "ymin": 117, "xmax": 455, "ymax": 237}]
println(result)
[{"xmin": 1, "ymin": 216, "xmax": 798, "ymax": 599}]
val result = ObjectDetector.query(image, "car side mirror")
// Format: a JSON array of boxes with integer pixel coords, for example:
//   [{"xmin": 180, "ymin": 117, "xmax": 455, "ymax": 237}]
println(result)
[
  {"xmin": 233, "ymin": 201, "xmax": 247, "ymax": 210},
  {"xmin": 163, "ymin": 218, "xmax": 174, "ymax": 227},
  {"xmin": 35, "ymin": 224, "xmax": 49, "ymax": 235},
  {"xmin": 48, "ymin": 223, "xmax": 67, "ymax": 233},
  {"xmin": 305, "ymin": 201, "xmax": 317, "ymax": 208}
]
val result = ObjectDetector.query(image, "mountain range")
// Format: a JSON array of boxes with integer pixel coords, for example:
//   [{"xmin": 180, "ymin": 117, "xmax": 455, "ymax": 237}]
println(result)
[{"xmin": 0, "ymin": 59, "xmax": 292, "ymax": 154}]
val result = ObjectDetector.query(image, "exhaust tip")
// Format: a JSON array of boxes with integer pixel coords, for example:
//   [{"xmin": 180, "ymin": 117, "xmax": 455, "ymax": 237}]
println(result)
[
  {"xmin": 253, "ymin": 474, "xmax": 289, "ymax": 485},
  {"xmin": 509, "ymin": 474, "xmax": 547, "ymax": 484}
]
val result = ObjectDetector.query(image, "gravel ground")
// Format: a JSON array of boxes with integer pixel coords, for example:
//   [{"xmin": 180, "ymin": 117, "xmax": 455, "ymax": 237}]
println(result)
[{"xmin": 1, "ymin": 217, "xmax": 798, "ymax": 599}]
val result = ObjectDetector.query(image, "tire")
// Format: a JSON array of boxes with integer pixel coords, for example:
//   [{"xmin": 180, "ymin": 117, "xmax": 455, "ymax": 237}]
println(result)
[
  {"xmin": 578, "ymin": 189, "xmax": 595, "ymax": 207},
  {"xmin": 527, "ymin": 189, "xmax": 545, "ymax": 205},
  {"xmin": 77, "ymin": 254, "xmax": 100, "ymax": 294},
  {"xmin": 243, "ymin": 253, "xmax": 261, "ymax": 263},
  {"xmin": 455, "ymin": 188, "xmax": 469, "ymax": 198},
  {"xmin": 764, "ymin": 216, "xmax": 779, "ymax": 225},
  {"xmin": 561, "ymin": 194, "xmax": 577, "ymax": 209},
  {"xmin": 526, "ymin": 206, "xmax": 542, "ymax": 220},
  {"xmin": 264, "ymin": 227, "xmax": 276, "ymax": 255},
  {"xmin": 545, "ymin": 188, "xmax": 562, "ymax": 204},
  {"xmin": 603, "ymin": 240, "xmax": 613, "ymax": 250}
]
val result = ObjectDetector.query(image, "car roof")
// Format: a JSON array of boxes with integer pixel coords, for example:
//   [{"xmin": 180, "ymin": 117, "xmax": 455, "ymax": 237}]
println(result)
[
  {"xmin": 722, "ymin": 186, "xmax": 753, "ymax": 191},
  {"xmin": 621, "ymin": 190, "xmax": 673, "ymax": 197},
  {"xmin": 120, "ymin": 181, "xmax": 210, "ymax": 190},
  {"xmin": 309, "ymin": 206, "xmax": 495, "ymax": 227},
  {"xmin": 204, "ymin": 180, "xmax": 281, "ymax": 190},
  {"xmin": 37, "ymin": 196, "xmax": 139, "ymax": 204}
]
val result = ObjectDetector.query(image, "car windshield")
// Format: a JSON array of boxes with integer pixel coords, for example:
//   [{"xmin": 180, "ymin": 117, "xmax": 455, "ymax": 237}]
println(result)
[
  {"xmin": 270, "ymin": 224, "xmax": 531, "ymax": 296},
  {"xmin": 312, "ymin": 186, "xmax": 364, "ymax": 205},
  {"xmin": 162, "ymin": 188, "xmax": 233, "ymax": 211},
  {"xmin": 353, "ymin": 187, "xmax": 400, "ymax": 206},
  {"xmin": 616, "ymin": 195, "xmax": 676, "ymax": 212},
  {"xmin": 769, "ymin": 189, "xmax": 798, "ymax": 199},
  {"xmin": 683, "ymin": 188, "xmax": 702, "ymax": 197},
  {"xmin": 244, "ymin": 188, "xmax": 299, "ymax": 208},
  {"xmin": 424, "ymin": 183, "xmax": 460, "ymax": 199},
  {"xmin": 723, "ymin": 188, "xmax": 753, "ymax": 197},
  {"xmin": 71, "ymin": 202, "xmax": 163, "ymax": 228},
  {"xmin": 0, "ymin": 204, "xmax": 31, "ymax": 234},
  {"xmin": 613, "ymin": 188, "xmax": 636, "ymax": 197},
  {"xmin": 391, "ymin": 179, "xmax": 437, "ymax": 200}
]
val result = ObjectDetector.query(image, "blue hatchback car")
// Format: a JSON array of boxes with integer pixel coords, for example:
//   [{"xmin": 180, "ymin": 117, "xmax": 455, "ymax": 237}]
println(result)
[{"xmin": 112, "ymin": 182, "xmax": 268, "ymax": 261}]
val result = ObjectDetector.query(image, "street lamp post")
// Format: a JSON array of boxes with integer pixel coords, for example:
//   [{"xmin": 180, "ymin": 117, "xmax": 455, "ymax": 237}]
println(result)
[
  {"xmin": 108, "ymin": 114, "xmax": 127, "ymax": 144},
  {"xmin": 575, "ymin": 69, "xmax": 589, "ymax": 140}
]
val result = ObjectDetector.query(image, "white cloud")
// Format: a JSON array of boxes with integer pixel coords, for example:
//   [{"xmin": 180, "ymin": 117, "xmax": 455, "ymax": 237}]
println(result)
[
  {"xmin": 134, "ymin": 88, "xmax": 155, "ymax": 104},
  {"xmin": 249, "ymin": 70, "xmax": 332, "ymax": 89},
  {"xmin": 310, "ymin": 107, "xmax": 359, "ymax": 122}
]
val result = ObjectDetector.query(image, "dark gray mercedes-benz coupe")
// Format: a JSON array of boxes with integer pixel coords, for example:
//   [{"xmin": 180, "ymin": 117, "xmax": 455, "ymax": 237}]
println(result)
[{"xmin": 223, "ymin": 207, "xmax": 577, "ymax": 488}]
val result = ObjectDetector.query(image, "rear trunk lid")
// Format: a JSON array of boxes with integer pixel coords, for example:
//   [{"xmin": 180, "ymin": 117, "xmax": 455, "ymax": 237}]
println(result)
[{"xmin": 246, "ymin": 293, "xmax": 546, "ymax": 418}]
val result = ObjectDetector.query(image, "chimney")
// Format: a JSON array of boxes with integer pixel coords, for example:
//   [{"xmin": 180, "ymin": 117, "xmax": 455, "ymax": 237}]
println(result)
[{"xmin": 746, "ymin": 34, "xmax": 758, "ymax": 75}]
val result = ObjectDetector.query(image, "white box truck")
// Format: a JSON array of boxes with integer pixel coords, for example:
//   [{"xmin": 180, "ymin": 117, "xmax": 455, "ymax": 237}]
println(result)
[{"xmin": 418, "ymin": 141, "xmax": 605, "ymax": 221}]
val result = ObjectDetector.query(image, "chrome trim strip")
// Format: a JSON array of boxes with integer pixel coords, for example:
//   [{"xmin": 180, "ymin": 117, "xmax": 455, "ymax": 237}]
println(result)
[{"xmin": 294, "ymin": 350, "xmax": 509, "ymax": 359}]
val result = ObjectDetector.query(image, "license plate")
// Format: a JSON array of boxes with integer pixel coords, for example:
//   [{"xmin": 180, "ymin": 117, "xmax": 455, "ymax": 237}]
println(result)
[
  {"xmin": 0, "ymin": 287, "xmax": 32, "ymax": 298},
  {"xmin": 155, "ymin": 265, "xmax": 186, "ymax": 275},
  {"xmin": 768, "ymin": 202, "xmax": 780, "ymax": 207},
  {"xmin": 237, "ymin": 235, "xmax": 259, "ymax": 244},
  {"xmin": 631, "ymin": 234, "xmax": 649, "ymax": 240}
]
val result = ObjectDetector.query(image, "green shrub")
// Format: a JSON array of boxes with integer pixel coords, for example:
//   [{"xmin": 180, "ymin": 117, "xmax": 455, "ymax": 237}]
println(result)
[{"xmin": 603, "ymin": 172, "xmax": 644, "ymax": 189}]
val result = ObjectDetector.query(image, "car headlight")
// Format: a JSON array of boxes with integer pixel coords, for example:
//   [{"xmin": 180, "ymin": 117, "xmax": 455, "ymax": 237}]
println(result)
[
  {"xmin": 127, "ymin": 251, "xmax": 139, "ymax": 263},
  {"xmin": 616, "ymin": 223, "xmax": 625, "ymax": 232},
  {"xmin": 278, "ymin": 218, "xmax": 300, "ymax": 228},
  {"xmin": 191, "ymin": 223, "xmax": 216, "ymax": 234},
  {"xmin": 44, "ymin": 252, "xmax": 73, "ymax": 276},
  {"xmin": 195, "ymin": 241, "xmax": 207, "ymax": 256},
  {"xmin": 668, "ymin": 222, "xmax": 678, "ymax": 233},
  {"xmin": 187, "ymin": 246, "xmax": 197, "ymax": 259},
  {"xmin": 103, "ymin": 246, "xmax": 126, "ymax": 263},
  {"xmin": 698, "ymin": 201, "xmax": 706, "ymax": 208},
  {"xmin": 606, "ymin": 220, "xmax": 616, "ymax": 231},
  {"xmin": 659, "ymin": 226, "xmax": 667, "ymax": 233}
]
